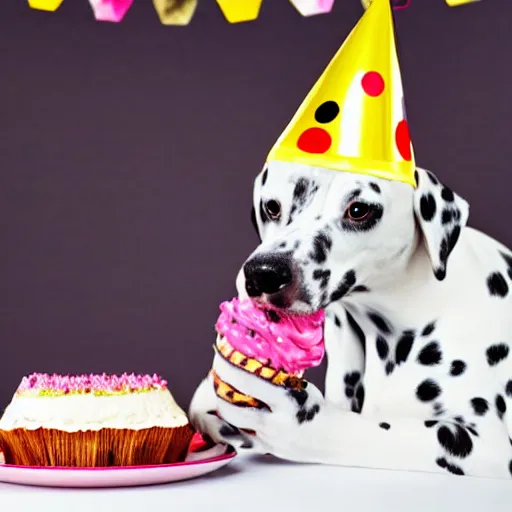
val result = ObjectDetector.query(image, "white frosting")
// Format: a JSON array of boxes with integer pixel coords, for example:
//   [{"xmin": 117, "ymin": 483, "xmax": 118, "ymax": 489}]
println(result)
[{"xmin": 0, "ymin": 389, "xmax": 189, "ymax": 432}]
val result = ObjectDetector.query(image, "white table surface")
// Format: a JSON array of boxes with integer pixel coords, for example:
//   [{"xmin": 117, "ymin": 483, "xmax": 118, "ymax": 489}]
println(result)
[{"xmin": 1, "ymin": 453, "xmax": 512, "ymax": 512}]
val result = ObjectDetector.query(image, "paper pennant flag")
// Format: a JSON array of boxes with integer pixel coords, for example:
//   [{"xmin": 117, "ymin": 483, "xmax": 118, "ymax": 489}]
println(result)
[
  {"xmin": 289, "ymin": 0, "xmax": 335, "ymax": 16},
  {"xmin": 216, "ymin": 0, "xmax": 263, "ymax": 23},
  {"xmin": 153, "ymin": 0, "xmax": 198, "ymax": 25},
  {"xmin": 89, "ymin": 0, "xmax": 134, "ymax": 22},
  {"xmin": 28, "ymin": 0, "xmax": 64, "ymax": 10},
  {"xmin": 361, "ymin": 0, "xmax": 410, "ymax": 9},
  {"xmin": 445, "ymin": 0, "xmax": 480, "ymax": 6}
]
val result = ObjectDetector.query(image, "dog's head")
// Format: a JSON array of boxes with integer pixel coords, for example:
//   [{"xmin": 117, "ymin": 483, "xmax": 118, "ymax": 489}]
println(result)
[{"xmin": 236, "ymin": 162, "xmax": 469, "ymax": 314}]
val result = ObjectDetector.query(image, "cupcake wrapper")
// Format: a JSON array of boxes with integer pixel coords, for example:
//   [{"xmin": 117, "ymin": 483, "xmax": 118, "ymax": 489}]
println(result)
[{"xmin": 0, "ymin": 425, "xmax": 194, "ymax": 467}]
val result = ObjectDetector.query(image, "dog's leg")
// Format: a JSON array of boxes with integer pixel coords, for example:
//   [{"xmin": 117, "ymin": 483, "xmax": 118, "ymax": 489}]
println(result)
[
  {"xmin": 213, "ymin": 353, "xmax": 512, "ymax": 479},
  {"xmin": 324, "ymin": 304, "xmax": 365, "ymax": 411},
  {"xmin": 188, "ymin": 373, "xmax": 263, "ymax": 451}
]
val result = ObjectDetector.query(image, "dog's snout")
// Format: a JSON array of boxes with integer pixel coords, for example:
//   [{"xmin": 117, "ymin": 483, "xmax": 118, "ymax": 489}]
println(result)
[{"xmin": 243, "ymin": 254, "xmax": 293, "ymax": 297}]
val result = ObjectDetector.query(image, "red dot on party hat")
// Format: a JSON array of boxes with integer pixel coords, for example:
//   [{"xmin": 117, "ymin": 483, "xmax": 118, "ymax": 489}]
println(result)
[
  {"xmin": 395, "ymin": 120, "xmax": 412, "ymax": 161},
  {"xmin": 361, "ymin": 71, "xmax": 385, "ymax": 97},
  {"xmin": 297, "ymin": 127, "xmax": 332, "ymax": 154}
]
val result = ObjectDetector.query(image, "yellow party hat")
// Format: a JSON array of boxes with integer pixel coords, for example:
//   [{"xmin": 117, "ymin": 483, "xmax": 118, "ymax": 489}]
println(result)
[{"xmin": 266, "ymin": 0, "xmax": 416, "ymax": 187}]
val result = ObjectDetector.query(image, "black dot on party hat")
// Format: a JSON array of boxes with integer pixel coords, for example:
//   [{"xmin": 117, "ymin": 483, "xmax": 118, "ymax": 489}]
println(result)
[{"xmin": 314, "ymin": 101, "xmax": 340, "ymax": 124}]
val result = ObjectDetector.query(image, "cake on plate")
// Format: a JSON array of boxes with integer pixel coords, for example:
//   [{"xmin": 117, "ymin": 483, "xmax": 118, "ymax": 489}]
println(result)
[
  {"xmin": 0, "ymin": 373, "xmax": 194, "ymax": 467},
  {"xmin": 212, "ymin": 297, "xmax": 325, "ymax": 409}
]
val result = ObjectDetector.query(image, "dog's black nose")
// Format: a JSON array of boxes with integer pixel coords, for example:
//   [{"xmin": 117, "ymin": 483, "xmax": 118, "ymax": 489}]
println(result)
[{"xmin": 243, "ymin": 254, "xmax": 293, "ymax": 297}]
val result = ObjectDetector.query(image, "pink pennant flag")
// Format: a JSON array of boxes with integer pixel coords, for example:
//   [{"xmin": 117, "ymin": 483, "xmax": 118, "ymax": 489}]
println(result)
[
  {"xmin": 289, "ymin": 0, "xmax": 335, "ymax": 16},
  {"xmin": 88, "ymin": 0, "xmax": 134, "ymax": 22}
]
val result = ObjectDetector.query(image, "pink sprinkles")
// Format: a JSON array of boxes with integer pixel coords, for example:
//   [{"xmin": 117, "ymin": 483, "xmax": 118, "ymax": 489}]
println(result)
[{"xmin": 17, "ymin": 373, "xmax": 168, "ymax": 397}]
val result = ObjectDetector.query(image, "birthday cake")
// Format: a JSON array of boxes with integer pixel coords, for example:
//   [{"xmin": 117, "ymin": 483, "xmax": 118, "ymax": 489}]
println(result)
[
  {"xmin": 212, "ymin": 298, "xmax": 325, "ymax": 409},
  {"xmin": 0, "ymin": 373, "xmax": 194, "ymax": 467}
]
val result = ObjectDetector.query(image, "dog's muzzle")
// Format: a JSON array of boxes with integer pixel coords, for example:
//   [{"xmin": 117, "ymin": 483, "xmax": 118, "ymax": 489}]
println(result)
[{"xmin": 243, "ymin": 253, "xmax": 293, "ymax": 298}]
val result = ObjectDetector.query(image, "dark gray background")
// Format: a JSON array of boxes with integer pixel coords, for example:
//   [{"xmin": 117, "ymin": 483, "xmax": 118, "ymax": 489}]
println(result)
[{"xmin": 0, "ymin": 0, "xmax": 509, "ymax": 411}]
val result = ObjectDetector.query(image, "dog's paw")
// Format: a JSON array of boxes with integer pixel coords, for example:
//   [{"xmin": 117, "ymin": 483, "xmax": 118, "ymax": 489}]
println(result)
[{"xmin": 188, "ymin": 374, "xmax": 260, "ymax": 452}]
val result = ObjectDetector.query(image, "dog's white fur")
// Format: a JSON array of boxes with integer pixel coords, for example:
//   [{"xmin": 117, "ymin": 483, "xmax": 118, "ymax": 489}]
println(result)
[{"xmin": 189, "ymin": 163, "xmax": 512, "ymax": 479}]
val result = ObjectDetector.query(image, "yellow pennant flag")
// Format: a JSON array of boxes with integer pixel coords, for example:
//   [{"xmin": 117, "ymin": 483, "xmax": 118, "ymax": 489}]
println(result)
[
  {"xmin": 216, "ymin": 0, "xmax": 263, "ymax": 23},
  {"xmin": 153, "ymin": 0, "xmax": 198, "ymax": 25},
  {"xmin": 445, "ymin": 0, "xmax": 480, "ymax": 6},
  {"xmin": 28, "ymin": 0, "xmax": 64, "ymax": 10}
]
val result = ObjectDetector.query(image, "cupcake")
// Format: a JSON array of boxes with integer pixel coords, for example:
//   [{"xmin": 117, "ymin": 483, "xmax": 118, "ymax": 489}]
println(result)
[
  {"xmin": 0, "ymin": 373, "xmax": 194, "ymax": 467},
  {"xmin": 212, "ymin": 297, "xmax": 325, "ymax": 409}
]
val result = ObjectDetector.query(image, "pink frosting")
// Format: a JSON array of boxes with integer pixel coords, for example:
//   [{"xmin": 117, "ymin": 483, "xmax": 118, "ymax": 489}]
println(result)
[
  {"xmin": 16, "ymin": 373, "xmax": 168, "ymax": 396},
  {"xmin": 215, "ymin": 298, "xmax": 325, "ymax": 375}
]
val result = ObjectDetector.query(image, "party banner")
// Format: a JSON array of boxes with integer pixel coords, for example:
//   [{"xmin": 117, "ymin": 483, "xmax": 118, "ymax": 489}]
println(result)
[{"xmin": 26, "ymin": 0, "xmax": 486, "ymax": 21}]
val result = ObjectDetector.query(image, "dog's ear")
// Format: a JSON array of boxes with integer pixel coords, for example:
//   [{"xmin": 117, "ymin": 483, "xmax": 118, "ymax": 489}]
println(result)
[{"xmin": 413, "ymin": 167, "xmax": 469, "ymax": 281}]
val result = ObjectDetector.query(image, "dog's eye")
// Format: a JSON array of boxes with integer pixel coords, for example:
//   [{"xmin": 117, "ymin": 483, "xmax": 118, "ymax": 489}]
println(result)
[
  {"xmin": 264, "ymin": 200, "xmax": 281, "ymax": 220},
  {"xmin": 345, "ymin": 202, "xmax": 371, "ymax": 221}
]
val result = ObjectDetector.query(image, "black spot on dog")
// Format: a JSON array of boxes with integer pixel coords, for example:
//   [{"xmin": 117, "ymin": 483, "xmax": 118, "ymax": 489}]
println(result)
[
  {"xmin": 441, "ymin": 187, "xmax": 455, "ymax": 202},
  {"xmin": 250, "ymin": 206, "xmax": 259, "ymax": 237},
  {"xmin": 344, "ymin": 371, "xmax": 361, "ymax": 387},
  {"xmin": 351, "ymin": 383, "xmax": 365, "ymax": 413},
  {"xmin": 385, "ymin": 361, "xmax": 395, "ymax": 375},
  {"xmin": 454, "ymin": 416, "xmax": 464, "ymax": 424},
  {"xmin": 352, "ymin": 285, "xmax": 370, "ymax": 293},
  {"xmin": 427, "ymin": 171, "xmax": 439, "ymax": 185},
  {"xmin": 506, "ymin": 380, "xmax": 512, "ymax": 397},
  {"xmin": 436, "ymin": 457, "xmax": 464, "ymax": 476},
  {"xmin": 370, "ymin": 182, "xmax": 381, "ymax": 194},
  {"xmin": 441, "ymin": 209, "xmax": 453, "ymax": 225},
  {"xmin": 450, "ymin": 360, "xmax": 466, "ymax": 376},
  {"xmin": 376, "ymin": 335, "xmax": 389, "ymax": 360},
  {"xmin": 240, "ymin": 438, "xmax": 254, "ymax": 449},
  {"xmin": 345, "ymin": 386, "xmax": 354, "ymax": 398},
  {"xmin": 313, "ymin": 269, "xmax": 331, "ymax": 290},
  {"xmin": 288, "ymin": 388, "xmax": 308, "ymax": 407},
  {"xmin": 499, "ymin": 252, "xmax": 512, "ymax": 280},
  {"xmin": 396, "ymin": 330, "xmax": 415, "ymax": 365},
  {"xmin": 421, "ymin": 322, "xmax": 436, "ymax": 336},
  {"xmin": 425, "ymin": 420, "xmax": 438, "ymax": 428},
  {"xmin": 330, "ymin": 270, "xmax": 356, "ymax": 302},
  {"xmin": 219, "ymin": 424, "xmax": 240, "ymax": 437},
  {"xmin": 470, "ymin": 397, "xmax": 489, "ymax": 416},
  {"xmin": 496, "ymin": 394, "xmax": 507, "ymax": 419},
  {"xmin": 420, "ymin": 193, "xmax": 437, "ymax": 222},
  {"xmin": 297, "ymin": 404, "xmax": 320, "ymax": 424},
  {"xmin": 279, "ymin": 242, "xmax": 287, "ymax": 249},
  {"xmin": 416, "ymin": 379, "xmax": 442, "ymax": 402},
  {"xmin": 305, "ymin": 404, "xmax": 321, "ymax": 421},
  {"xmin": 417, "ymin": 341, "xmax": 442, "ymax": 366},
  {"xmin": 261, "ymin": 168, "xmax": 268, "ymax": 186},
  {"xmin": 435, "ymin": 267, "xmax": 446, "ymax": 281},
  {"xmin": 486, "ymin": 343, "xmax": 509, "ymax": 366},
  {"xmin": 487, "ymin": 272, "xmax": 509, "ymax": 297},
  {"xmin": 467, "ymin": 426, "xmax": 478, "ymax": 437},
  {"xmin": 379, "ymin": 422, "xmax": 390, "ymax": 430},
  {"xmin": 439, "ymin": 226, "xmax": 461, "ymax": 267},
  {"xmin": 293, "ymin": 178, "xmax": 309, "ymax": 202},
  {"xmin": 368, "ymin": 312, "xmax": 392, "ymax": 334},
  {"xmin": 346, "ymin": 310, "xmax": 366, "ymax": 352},
  {"xmin": 433, "ymin": 402, "xmax": 445, "ymax": 416},
  {"xmin": 414, "ymin": 170, "xmax": 419, "ymax": 186},
  {"xmin": 310, "ymin": 232, "xmax": 332, "ymax": 264},
  {"xmin": 437, "ymin": 424, "xmax": 473, "ymax": 458},
  {"xmin": 509, "ymin": 460, "xmax": 512, "ymax": 477},
  {"xmin": 334, "ymin": 315, "xmax": 341, "ymax": 328}
]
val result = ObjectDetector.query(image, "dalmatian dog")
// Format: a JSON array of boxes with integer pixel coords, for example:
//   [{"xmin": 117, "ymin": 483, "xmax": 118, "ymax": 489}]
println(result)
[{"xmin": 189, "ymin": 161, "xmax": 512, "ymax": 479}]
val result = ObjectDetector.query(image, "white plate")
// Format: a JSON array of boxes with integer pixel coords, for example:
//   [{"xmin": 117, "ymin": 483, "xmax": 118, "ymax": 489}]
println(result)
[{"xmin": 0, "ymin": 434, "xmax": 236, "ymax": 488}]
